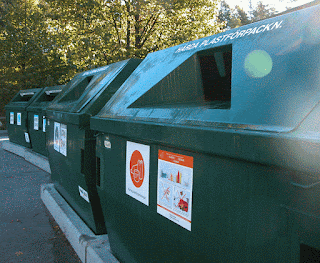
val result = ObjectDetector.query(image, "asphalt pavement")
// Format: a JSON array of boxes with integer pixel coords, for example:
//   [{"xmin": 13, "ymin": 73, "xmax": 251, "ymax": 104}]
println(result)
[{"xmin": 0, "ymin": 131, "xmax": 82, "ymax": 262}]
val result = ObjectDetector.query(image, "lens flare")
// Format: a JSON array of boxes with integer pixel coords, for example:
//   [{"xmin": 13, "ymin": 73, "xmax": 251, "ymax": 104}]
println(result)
[{"xmin": 244, "ymin": 50, "xmax": 273, "ymax": 78}]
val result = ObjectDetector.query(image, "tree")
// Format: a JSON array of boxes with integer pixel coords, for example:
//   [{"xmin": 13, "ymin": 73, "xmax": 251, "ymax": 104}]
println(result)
[
  {"xmin": 218, "ymin": 0, "xmax": 278, "ymax": 30},
  {"xmin": 46, "ymin": 0, "xmax": 223, "ymax": 69},
  {"xmin": 1, "ymin": 0, "xmax": 224, "ymax": 116},
  {"xmin": 217, "ymin": 0, "xmax": 235, "ymax": 29},
  {"xmin": 218, "ymin": 1, "xmax": 250, "ymax": 29},
  {"xmin": 235, "ymin": 5, "xmax": 250, "ymax": 26},
  {"xmin": 0, "ymin": 0, "xmax": 72, "ymax": 116},
  {"xmin": 251, "ymin": 1, "xmax": 277, "ymax": 23}
]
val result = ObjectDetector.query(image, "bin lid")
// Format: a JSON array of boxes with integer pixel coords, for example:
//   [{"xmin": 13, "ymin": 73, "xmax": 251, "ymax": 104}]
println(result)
[
  {"xmin": 92, "ymin": 4, "xmax": 320, "ymax": 133},
  {"xmin": 46, "ymin": 59, "xmax": 141, "ymax": 125},
  {"xmin": 5, "ymin": 88, "xmax": 43, "ymax": 111},
  {"xmin": 26, "ymin": 85, "xmax": 66, "ymax": 112}
]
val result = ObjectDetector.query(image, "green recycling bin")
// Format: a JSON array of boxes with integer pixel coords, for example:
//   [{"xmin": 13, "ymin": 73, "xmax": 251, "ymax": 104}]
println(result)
[
  {"xmin": 5, "ymin": 88, "xmax": 43, "ymax": 148},
  {"xmin": 26, "ymin": 85, "xmax": 65, "ymax": 157},
  {"xmin": 46, "ymin": 59, "xmax": 141, "ymax": 234},
  {"xmin": 91, "ymin": 5, "xmax": 320, "ymax": 262}
]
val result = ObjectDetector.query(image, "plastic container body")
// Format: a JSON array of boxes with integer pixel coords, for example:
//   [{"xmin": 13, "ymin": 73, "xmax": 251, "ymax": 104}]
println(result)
[
  {"xmin": 26, "ymin": 85, "xmax": 65, "ymax": 156},
  {"xmin": 5, "ymin": 88, "xmax": 43, "ymax": 148},
  {"xmin": 46, "ymin": 59, "xmax": 142, "ymax": 234}
]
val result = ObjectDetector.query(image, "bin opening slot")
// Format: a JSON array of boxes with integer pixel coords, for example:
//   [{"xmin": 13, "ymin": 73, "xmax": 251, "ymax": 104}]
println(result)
[
  {"xmin": 198, "ymin": 45, "xmax": 232, "ymax": 104},
  {"xmin": 38, "ymin": 90, "xmax": 62, "ymax": 102},
  {"xmin": 45, "ymin": 90, "xmax": 62, "ymax": 95},
  {"xmin": 129, "ymin": 44, "xmax": 232, "ymax": 109},
  {"xmin": 60, "ymin": 76, "xmax": 94, "ymax": 102},
  {"xmin": 13, "ymin": 92, "xmax": 35, "ymax": 102},
  {"xmin": 20, "ymin": 92, "xmax": 35, "ymax": 96},
  {"xmin": 96, "ymin": 157, "xmax": 101, "ymax": 187}
]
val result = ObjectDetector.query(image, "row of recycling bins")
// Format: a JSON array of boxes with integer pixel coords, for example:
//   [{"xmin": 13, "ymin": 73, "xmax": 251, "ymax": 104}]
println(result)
[{"xmin": 5, "ymin": 5, "xmax": 320, "ymax": 262}]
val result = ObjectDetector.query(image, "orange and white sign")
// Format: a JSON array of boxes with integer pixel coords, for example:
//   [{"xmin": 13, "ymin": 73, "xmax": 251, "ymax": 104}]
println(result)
[
  {"xmin": 126, "ymin": 141, "xmax": 150, "ymax": 206},
  {"xmin": 157, "ymin": 150, "xmax": 193, "ymax": 231}
]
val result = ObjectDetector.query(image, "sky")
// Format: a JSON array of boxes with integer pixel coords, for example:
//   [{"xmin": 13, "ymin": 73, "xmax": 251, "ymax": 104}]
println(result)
[{"xmin": 225, "ymin": 0, "xmax": 314, "ymax": 12}]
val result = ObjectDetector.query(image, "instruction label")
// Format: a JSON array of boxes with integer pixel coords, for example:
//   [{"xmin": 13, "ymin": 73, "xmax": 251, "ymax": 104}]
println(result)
[
  {"xmin": 34, "ymin": 115, "xmax": 39, "ymax": 130},
  {"xmin": 54, "ymin": 122, "xmax": 67, "ymax": 156},
  {"xmin": 17, "ymin": 113, "xmax": 21, "ymax": 126},
  {"xmin": 42, "ymin": 117, "xmax": 46, "ymax": 132},
  {"xmin": 157, "ymin": 150, "xmax": 193, "ymax": 231},
  {"xmin": 10, "ymin": 112, "xmax": 14, "ymax": 124},
  {"xmin": 24, "ymin": 132, "xmax": 30, "ymax": 143},
  {"xmin": 126, "ymin": 141, "xmax": 150, "ymax": 206},
  {"xmin": 79, "ymin": 185, "xmax": 90, "ymax": 203},
  {"xmin": 54, "ymin": 122, "xmax": 60, "ymax": 152},
  {"xmin": 60, "ymin": 124, "xmax": 67, "ymax": 156}
]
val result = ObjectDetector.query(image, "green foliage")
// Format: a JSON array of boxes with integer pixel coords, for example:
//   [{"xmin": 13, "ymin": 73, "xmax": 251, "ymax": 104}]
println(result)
[
  {"xmin": 235, "ymin": 5, "xmax": 251, "ymax": 26},
  {"xmin": 218, "ymin": 0, "xmax": 277, "ymax": 30},
  {"xmin": 0, "ymin": 0, "xmax": 74, "ymax": 115},
  {"xmin": 0, "ymin": 0, "xmax": 223, "ymax": 116},
  {"xmin": 251, "ymin": 1, "xmax": 277, "ymax": 23},
  {"xmin": 46, "ymin": 0, "xmax": 222, "ymax": 66}
]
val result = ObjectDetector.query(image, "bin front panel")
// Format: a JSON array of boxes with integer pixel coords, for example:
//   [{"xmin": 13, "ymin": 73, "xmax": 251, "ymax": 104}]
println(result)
[
  {"xmin": 96, "ymin": 133, "xmax": 299, "ymax": 263},
  {"xmin": 47, "ymin": 120, "xmax": 106, "ymax": 234},
  {"xmin": 46, "ymin": 60, "xmax": 143, "ymax": 235},
  {"xmin": 6, "ymin": 108, "xmax": 31, "ymax": 148},
  {"xmin": 5, "ymin": 88, "xmax": 42, "ymax": 147},
  {"xmin": 26, "ymin": 85, "xmax": 65, "ymax": 156},
  {"xmin": 27, "ymin": 110, "xmax": 48, "ymax": 156}
]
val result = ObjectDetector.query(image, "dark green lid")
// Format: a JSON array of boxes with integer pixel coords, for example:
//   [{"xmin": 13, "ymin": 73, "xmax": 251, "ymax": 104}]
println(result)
[
  {"xmin": 46, "ymin": 59, "xmax": 142, "ymax": 126},
  {"xmin": 5, "ymin": 88, "xmax": 43, "ymax": 111},
  {"xmin": 26, "ymin": 85, "xmax": 66, "ymax": 112},
  {"xmin": 92, "ymin": 4, "xmax": 320, "ymax": 134}
]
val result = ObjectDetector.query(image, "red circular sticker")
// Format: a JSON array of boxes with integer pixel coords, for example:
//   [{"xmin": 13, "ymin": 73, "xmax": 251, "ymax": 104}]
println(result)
[{"xmin": 130, "ymin": 150, "xmax": 145, "ymax": 188}]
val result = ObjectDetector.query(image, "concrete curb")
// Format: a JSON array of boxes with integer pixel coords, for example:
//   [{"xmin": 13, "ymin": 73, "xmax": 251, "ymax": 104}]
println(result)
[
  {"xmin": 2, "ymin": 141, "xmax": 51, "ymax": 173},
  {"xmin": 41, "ymin": 184, "xmax": 118, "ymax": 263}
]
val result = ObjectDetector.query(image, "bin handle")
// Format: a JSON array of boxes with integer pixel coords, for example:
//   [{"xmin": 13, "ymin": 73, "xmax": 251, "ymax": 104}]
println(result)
[{"xmin": 290, "ymin": 180, "xmax": 320, "ymax": 189}]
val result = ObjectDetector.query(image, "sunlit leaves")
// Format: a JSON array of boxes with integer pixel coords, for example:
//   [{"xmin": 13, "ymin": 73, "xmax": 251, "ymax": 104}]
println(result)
[
  {"xmin": 48, "ymin": 0, "xmax": 222, "ymax": 66},
  {"xmin": 0, "ymin": 0, "xmax": 223, "ymax": 116},
  {"xmin": 0, "ymin": 0, "xmax": 73, "ymax": 115}
]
